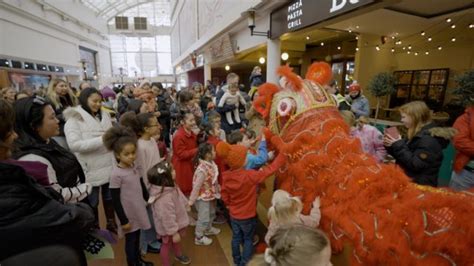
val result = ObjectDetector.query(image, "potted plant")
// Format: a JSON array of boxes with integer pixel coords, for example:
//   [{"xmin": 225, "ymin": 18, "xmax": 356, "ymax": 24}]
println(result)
[
  {"xmin": 367, "ymin": 72, "xmax": 396, "ymax": 121},
  {"xmin": 453, "ymin": 69, "xmax": 474, "ymax": 107}
]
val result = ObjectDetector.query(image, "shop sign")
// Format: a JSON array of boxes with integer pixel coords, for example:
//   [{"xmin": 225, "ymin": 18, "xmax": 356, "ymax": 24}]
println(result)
[{"xmin": 271, "ymin": 0, "xmax": 375, "ymax": 38}]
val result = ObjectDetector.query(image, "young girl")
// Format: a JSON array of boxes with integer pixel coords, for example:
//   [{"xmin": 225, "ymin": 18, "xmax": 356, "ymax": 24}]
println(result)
[
  {"xmin": 252, "ymin": 225, "xmax": 331, "ymax": 266},
  {"xmin": 120, "ymin": 111, "xmax": 162, "ymax": 254},
  {"xmin": 102, "ymin": 126, "xmax": 153, "ymax": 266},
  {"xmin": 265, "ymin": 190, "xmax": 321, "ymax": 244},
  {"xmin": 188, "ymin": 143, "xmax": 221, "ymax": 246},
  {"xmin": 171, "ymin": 111, "xmax": 198, "ymax": 196},
  {"xmin": 147, "ymin": 161, "xmax": 191, "ymax": 266}
]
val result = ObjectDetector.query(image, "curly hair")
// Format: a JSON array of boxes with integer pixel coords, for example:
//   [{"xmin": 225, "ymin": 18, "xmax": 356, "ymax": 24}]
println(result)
[
  {"xmin": 102, "ymin": 125, "xmax": 137, "ymax": 161},
  {"xmin": 119, "ymin": 111, "xmax": 154, "ymax": 136}
]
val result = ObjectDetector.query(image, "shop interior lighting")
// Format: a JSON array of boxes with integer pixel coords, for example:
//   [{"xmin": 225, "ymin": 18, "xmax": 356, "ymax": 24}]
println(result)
[
  {"xmin": 391, "ymin": 36, "xmax": 396, "ymax": 40},
  {"xmin": 355, "ymin": 47, "xmax": 359, "ymax": 51},
  {"xmin": 446, "ymin": 18, "xmax": 452, "ymax": 23},
  {"xmin": 320, "ymin": 42, "xmax": 324, "ymax": 46},
  {"xmin": 451, "ymin": 37, "xmax": 456, "ymax": 42},
  {"xmin": 259, "ymin": 57, "xmax": 265, "ymax": 64},
  {"xmin": 420, "ymin": 31, "xmax": 425, "ymax": 36},
  {"xmin": 391, "ymin": 48, "xmax": 395, "ymax": 53},
  {"xmin": 407, "ymin": 51, "xmax": 411, "ymax": 54},
  {"xmin": 356, "ymin": 25, "xmax": 359, "ymax": 29},
  {"xmin": 470, "ymin": 24, "xmax": 474, "ymax": 28},
  {"xmin": 402, "ymin": 46, "xmax": 406, "ymax": 50},
  {"xmin": 408, "ymin": 45, "xmax": 412, "ymax": 50},
  {"xmin": 438, "ymin": 46, "xmax": 442, "ymax": 50},
  {"xmin": 427, "ymin": 37, "xmax": 432, "ymax": 42},
  {"xmin": 281, "ymin": 52, "xmax": 289, "ymax": 61},
  {"xmin": 355, "ymin": 36, "xmax": 359, "ymax": 40},
  {"xmin": 225, "ymin": 65, "xmax": 230, "ymax": 71},
  {"xmin": 451, "ymin": 24, "xmax": 456, "ymax": 29},
  {"xmin": 375, "ymin": 45, "xmax": 380, "ymax": 51},
  {"xmin": 306, "ymin": 36, "xmax": 310, "ymax": 40},
  {"xmin": 414, "ymin": 52, "xmax": 418, "ymax": 56},
  {"xmin": 337, "ymin": 46, "xmax": 341, "ymax": 50},
  {"xmin": 425, "ymin": 51, "xmax": 429, "ymax": 55}
]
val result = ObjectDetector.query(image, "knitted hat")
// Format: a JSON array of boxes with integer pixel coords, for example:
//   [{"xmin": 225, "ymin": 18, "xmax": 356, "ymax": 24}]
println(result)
[
  {"xmin": 348, "ymin": 82, "xmax": 361, "ymax": 92},
  {"xmin": 101, "ymin": 86, "xmax": 116, "ymax": 100},
  {"xmin": 216, "ymin": 142, "xmax": 248, "ymax": 170}
]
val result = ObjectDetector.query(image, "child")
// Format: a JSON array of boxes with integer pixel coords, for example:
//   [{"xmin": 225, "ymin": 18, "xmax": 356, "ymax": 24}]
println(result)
[
  {"xmin": 171, "ymin": 111, "xmax": 198, "ymax": 196},
  {"xmin": 217, "ymin": 139, "xmax": 286, "ymax": 266},
  {"xmin": 102, "ymin": 126, "xmax": 153, "ymax": 266},
  {"xmin": 340, "ymin": 111, "xmax": 386, "ymax": 162},
  {"xmin": 228, "ymin": 130, "xmax": 269, "ymax": 170},
  {"xmin": 265, "ymin": 190, "xmax": 321, "ymax": 244},
  {"xmin": 119, "ymin": 111, "xmax": 162, "ymax": 254},
  {"xmin": 218, "ymin": 83, "xmax": 246, "ymax": 126},
  {"xmin": 206, "ymin": 110, "xmax": 226, "ymax": 141},
  {"xmin": 259, "ymin": 225, "xmax": 332, "ymax": 266},
  {"xmin": 147, "ymin": 161, "xmax": 191, "ymax": 266},
  {"xmin": 188, "ymin": 143, "xmax": 221, "ymax": 246}
]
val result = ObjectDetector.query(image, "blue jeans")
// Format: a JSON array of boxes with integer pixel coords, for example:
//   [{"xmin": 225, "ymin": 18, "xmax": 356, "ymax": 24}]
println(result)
[
  {"xmin": 125, "ymin": 230, "xmax": 140, "ymax": 265},
  {"xmin": 88, "ymin": 183, "xmax": 111, "ymax": 208},
  {"xmin": 449, "ymin": 169, "xmax": 474, "ymax": 191},
  {"xmin": 140, "ymin": 205, "xmax": 160, "ymax": 253},
  {"xmin": 230, "ymin": 217, "xmax": 256, "ymax": 266}
]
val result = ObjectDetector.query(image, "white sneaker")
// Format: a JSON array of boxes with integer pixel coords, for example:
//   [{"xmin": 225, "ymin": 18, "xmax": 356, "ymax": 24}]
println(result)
[
  {"xmin": 195, "ymin": 236, "xmax": 213, "ymax": 246},
  {"xmin": 204, "ymin": 227, "xmax": 221, "ymax": 236}
]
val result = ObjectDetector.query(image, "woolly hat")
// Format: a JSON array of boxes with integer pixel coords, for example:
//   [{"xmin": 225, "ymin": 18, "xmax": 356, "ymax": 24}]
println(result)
[
  {"xmin": 101, "ymin": 86, "xmax": 116, "ymax": 100},
  {"xmin": 348, "ymin": 82, "xmax": 361, "ymax": 92},
  {"xmin": 216, "ymin": 141, "xmax": 248, "ymax": 170}
]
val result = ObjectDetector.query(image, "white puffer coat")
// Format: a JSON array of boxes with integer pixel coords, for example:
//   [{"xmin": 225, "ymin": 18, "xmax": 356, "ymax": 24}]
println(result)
[{"xmin": 64, "ymin": 106, "xmax": 114, "ymax": 186}]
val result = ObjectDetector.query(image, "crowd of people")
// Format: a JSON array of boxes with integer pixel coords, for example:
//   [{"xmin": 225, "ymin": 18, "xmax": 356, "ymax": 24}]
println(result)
[{"xmin": 1, "ymin": 67, "xmax": 473, "ymax": 266}]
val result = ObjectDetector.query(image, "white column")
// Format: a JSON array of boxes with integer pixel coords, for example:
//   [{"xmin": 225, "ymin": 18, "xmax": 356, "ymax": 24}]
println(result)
[
  {"xmin": 266, "ymin": 38, "xmax": 281, "ymax": 84},
  {"xmin": 204, "ymin": 63, "xmax": 212, "ymax": 83}
]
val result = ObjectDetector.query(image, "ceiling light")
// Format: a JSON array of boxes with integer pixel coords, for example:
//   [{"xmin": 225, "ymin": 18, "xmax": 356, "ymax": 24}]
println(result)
[
  {"xmin": 408, "ymin": 45, "xmax": 412, "ymax": 50},
  {"xmin": 438, "ymin": 46, "xmax": 442, "ymax": 50},
  {"xmin": 425, "ymin": 51, "xmax": 429, "ymax": 55},
  {"xmin": 320, "ymin": 42, "xmax": 324, "ymax": 46},
  {"xmin": 306, "ymin": 36, "xmax": 310, "ymax": 40},
  {"xmin": 337, "ymin": 46, "xmax": 341, "ymax": 50},
  {"xmin": 451, "ymin": 24, "xmax": 456, "ymax": 29},
  {"xmin": 469, "ymin": 24, "xmax": 474, "ymax": 28},
  {"xmin": 348, "ymin": 29, "xmax": 352, "ymax": 33},
  {"xmin": 355, "ymin": 47, "xmax": 359, "ymax": 51},
  {"xmin": 225, "ymin": 65, "xmax": 230, "ymax": 71},
  {"xmin": 25, "ymin": 64, "xmax": 28, "ymax": 67},
  {"xmin": 407, "ymin": 51, "xmax": 411, "ymax": 54},
  {"xmin": 414, "ymin": 52, "xmax": 418, "ymax": 56},
  {"xmin": 259, "ymin": 57, "xmax": 265, "ymax": 64},
  {"xmin": 451, "ymin": 37, "xmax": 456, "ymax": 42},
  {"xmin": 356, "ymin": 25, "xmax": 359, "ymax": 29},
  {"xmin": 375, "ymin": 45, "xmax": 380, "ymax": 51},
  {"xmin": 420, "ymin": 31, "xmax": 425, "ymax": 36},
  {"xmin": 427, "ymin": 37, "xmax": 432, "ymax": 42},
  {"xmin": 446, "ymin": 18, "xmax": 452, "ymax": 23},
  {"xmin": 281, "ymin": 52, "xmax": 289, "ymax": 61},
  {"xmin": 5, "ymin": 61, "xmax": 9, "ymax": 65},
  {"xmin": 402, "ymin": 46, "xmax": 406, "ymax": 50},
  {"xmin": 355, "ymin": 36, "xmax": 359, "ymax": 40},
  {"xmin": 391, "ymin": 36, "xmax": 396, "ymax": 40},
  {"xmin": 391, "ymin": 48, "xmax": 395, "ymax": 53}
]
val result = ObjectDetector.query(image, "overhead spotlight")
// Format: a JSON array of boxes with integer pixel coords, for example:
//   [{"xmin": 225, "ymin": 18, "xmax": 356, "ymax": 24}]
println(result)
[
  {"xmin": 408, "ymin": 45, "xmax": 412, "ymax": 50},
  {"xmin": 337, "ymin": 46, "xmax": 341, "ymax": 50},
  {"xmin": 375, "ymin": 45, "xmax": 380, "ymax": 51},
  {"xmin": 402, "ymin": 46, "xmax": 406, "ymax": 50},
  {"xmin": 320, "ymin": 42, "xmax": 324, "ymax": 46},
  {"xmin": 427, "ymin": 37, "xmax": 432, "ymax": 42},
  {"xmin": 469, "ymin": 23, "xmax": 474, "ymax": 28},
  {"xmin": 451, "ymin": 37, "xmax": 456, "ymax": 42},
  {"xmin": 391, "ymin": 48, "xmax": 395, "ymax": 53},
  {"xmin": 25, "ymin": 64, "xmax": 29, "ymax": 67},
  {"xmin": 356, "ymin": 25, "xmax": 359, "ymax": 29},
  {"xmin": 225, "ymin": 65, "xmax": 230, "ymax": 71},
  {"xmin": 355, "ymin": 47, "xmax": 359, "ymax": 51},
  {"xmin": 306, "ymin": 36, "xmax": 310, "ymax": 40},
  {"xmin": 438, "ymin": 46, "xmax": 442, "ymax": 50},
  {"xmin": 407, "ymin": 51, "xmax": 411, "ymax": 54},
  {"xmin": 414, "ymin": 52, "xmax": 418, "ymax": 56},
  {"xmin": 420, "ymin": 31, "xmax": 425, "ymax": 36},
  {"xmin": 259, "ymin": 57, "xmax": 266, "ymax": 64},
  {"xmin": 451, "ymin": 24, "xmax": 456, "ymax": 29},
  {"xmin": 425, "ymin": 51, "xmax": 429, "ymax": 55},
  {"xmin": 391, "ymin": 36, "xmax": 396, "ymax": 40},
  {"xmin": 355, "ymin": 36, "xmax": 359, "ymax": 40},
  {"xmin": 446, "ymin": 18, "xmax": 452, "ymax": 23},
  {"xmin": 348, "ymin": 29, "xmax": 352, "ymax": 33},
  {"xmin": 281, "ymin": 52, "xmax": 289, "ymax": 61}
]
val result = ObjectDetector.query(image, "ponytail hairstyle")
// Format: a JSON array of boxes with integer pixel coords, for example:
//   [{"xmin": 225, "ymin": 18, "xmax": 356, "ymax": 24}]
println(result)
[
  {"xmin": 194, "ymin": 142, "xmax": 214, "ymax": 166},
  {"xmin": 264, "ymin": 225, "xmax": 331, "ymax": 266},
  {"xmin": 268, "ymin": 190, "xmax": 303, "ymax": 226},
  {"xmin": 119, "ymin": 111, "xmax": 154, "ymax": 137},
  {"xmin": 102, "ymin": 125, "xmax": 137, "ymax": 163},
  {"xmin": 147, "ymin": 160, "xmax": 175, "ymax": 196},
  {"xmin": 398, "ymin": 101, "xmax": 432, "ymax": 140}
]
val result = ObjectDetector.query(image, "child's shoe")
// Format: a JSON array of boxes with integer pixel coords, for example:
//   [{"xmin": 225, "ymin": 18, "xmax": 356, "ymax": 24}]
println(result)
[
  {"xmin": 138, "ymin": 257, "xmax": 154, "ymax": 266},
  {"xmin": 212, "ymin": 214, "xmax": 227, "ymax": 225},
  {"xmin": 175, "ymin": 254, "xmax": 191, "ymax": 265},
  {"xmin": 195, "ymin": 235, "xmax": 213, "ymax": 245},
  {"xmin": 204, "ymin": 227, "xmax": 221, "ymax": 236}
]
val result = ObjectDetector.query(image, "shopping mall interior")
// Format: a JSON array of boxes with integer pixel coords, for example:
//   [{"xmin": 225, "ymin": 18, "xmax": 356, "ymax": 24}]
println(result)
[{"xmin": 1, "ymin": 0, "xmax": 473, "ymax": 266}]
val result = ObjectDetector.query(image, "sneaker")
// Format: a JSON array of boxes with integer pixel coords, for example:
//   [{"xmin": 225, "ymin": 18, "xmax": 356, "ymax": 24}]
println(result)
[
  {"xmin": 175, "ymin": 254, "xmax": 191, "ymax": 265},
  {"xmin": 253, "ymin": 235, "xmax": 260, "ymax": 246},
  {"xmin": 195, "ymin": 236, "xmax": 213, "ymax": 246},
  {"xmin": 212, "ymin": 214, "xmax": 227, "ymax": 225},
  {"xmin": 138, "ymin": 258, "xmax": 154, "ymax": 266},
  {"xmin": 146, "ymin": 244, "xmax": 160, "ymax": 254},
  {"xmin": 204, "ymin": 227, "xmax": 221, "ymax": 236}
]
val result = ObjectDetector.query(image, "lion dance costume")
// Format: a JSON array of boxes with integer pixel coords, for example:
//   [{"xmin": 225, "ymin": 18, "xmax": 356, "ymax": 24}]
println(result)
[{"xmin": 253, "ymin": 63, "xmax": 474, "ymax": 265}]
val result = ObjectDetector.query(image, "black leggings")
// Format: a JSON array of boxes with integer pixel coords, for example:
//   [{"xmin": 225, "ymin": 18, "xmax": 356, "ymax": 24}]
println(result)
[{"xmin": 125, "ymin": 230, "xmax": 141, "ymax": 266}]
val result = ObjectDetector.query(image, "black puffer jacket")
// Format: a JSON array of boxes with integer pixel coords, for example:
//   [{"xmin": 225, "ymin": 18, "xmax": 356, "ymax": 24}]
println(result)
[
  {"xmin": 0, "ymin": 162, "xmax": 94, "ymax": 261},
  {"xmin": 387, "ymin": 123, "xmax": 456, "ymax": 187}
]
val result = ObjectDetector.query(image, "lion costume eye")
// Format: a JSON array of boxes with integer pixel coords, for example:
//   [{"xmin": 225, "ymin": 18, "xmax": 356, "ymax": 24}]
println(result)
[{"xmin": 277, "ymin": 98, "xmax": 295, "ymax": 117}]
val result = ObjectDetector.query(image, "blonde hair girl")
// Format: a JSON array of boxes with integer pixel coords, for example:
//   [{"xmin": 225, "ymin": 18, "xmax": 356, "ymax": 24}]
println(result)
[
  {"xmin": 46, "ymin": 79, "xmax": 78, "ymax": 111},
  {"xmin": 265, "ymin": 190, "xmax": 321, "ymax": 244},
  {"xmin": 398, "ymin": 101, "xmax": 432, "ymax": 140}
]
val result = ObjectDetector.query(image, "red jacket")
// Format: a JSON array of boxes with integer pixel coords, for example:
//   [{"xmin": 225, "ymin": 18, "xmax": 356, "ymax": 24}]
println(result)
[
  {"xmin": 207, "ymin": 135, "xmax": 228, "ymax": 185},
  {"xmin": 172, "ymin": 127, "xmax": 198, "ymax": 195},
  {"xmin": 453, "ymin": 107, "xmax": 474, "ymax": 172},
  {"xmin": 221, "ymin": 153, "xmax": 286, "ymax": 220}
]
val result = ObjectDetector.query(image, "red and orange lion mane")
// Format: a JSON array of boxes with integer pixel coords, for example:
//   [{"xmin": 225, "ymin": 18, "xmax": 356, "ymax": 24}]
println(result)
[{"xmin": 253, "ymin": 63, "xmax": 474, "ymax": 265}]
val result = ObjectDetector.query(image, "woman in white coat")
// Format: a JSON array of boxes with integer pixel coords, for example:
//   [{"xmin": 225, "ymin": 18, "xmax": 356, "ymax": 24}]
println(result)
[{"xmin": 64, "ymin": 87, "xmax": 115, "ymax": 232}]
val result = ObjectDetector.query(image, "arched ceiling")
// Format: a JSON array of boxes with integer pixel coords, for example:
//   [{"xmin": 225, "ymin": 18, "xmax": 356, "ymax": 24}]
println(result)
[{"xmin": 79, "ymin": 0, "xmax": 170, "ymax": 21}]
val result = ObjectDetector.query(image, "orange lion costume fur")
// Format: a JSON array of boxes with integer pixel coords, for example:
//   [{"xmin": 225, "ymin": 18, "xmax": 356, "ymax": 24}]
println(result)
[{"xmin": 253, "ymin": 63, "xmax": 474, "ymax": 265}]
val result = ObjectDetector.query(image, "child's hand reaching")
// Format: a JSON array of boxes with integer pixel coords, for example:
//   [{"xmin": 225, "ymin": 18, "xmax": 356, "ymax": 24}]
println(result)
[
  {"xmin": 267, "ymin": 151, "xmax": 275, "ymax": 161},
  {"xmin": 312, "ymin": 197, "xmax": 321, "ymax": 208},
  {"xmin": 172, "ymin": 232, "xmax": 181, "ymax": 243},
  {"xmin": 122, "ymin": 223, "xmax": 131, "ymax": 232}
]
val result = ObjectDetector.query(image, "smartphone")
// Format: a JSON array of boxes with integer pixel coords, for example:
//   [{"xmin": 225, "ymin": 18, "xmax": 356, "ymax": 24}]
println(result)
[{"xmin": 384, "ymin": 127, "xmax": 400, "ymax": 139}]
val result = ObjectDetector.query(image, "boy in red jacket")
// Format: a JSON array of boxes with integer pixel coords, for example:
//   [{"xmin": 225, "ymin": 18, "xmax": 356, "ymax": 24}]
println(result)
[
  {"xmin": 217, "ymin": 139, "xmax": 285, "ymax": 266},
  {"xmin": 450, "ymin": 105, "xmax": 474, "ymax": 191}
]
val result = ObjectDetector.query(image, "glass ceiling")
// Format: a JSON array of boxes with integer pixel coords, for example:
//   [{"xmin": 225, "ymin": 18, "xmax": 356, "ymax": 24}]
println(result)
[{"xmin": 80, "ymin": 0, "xmax": 170, "ymax": 22}]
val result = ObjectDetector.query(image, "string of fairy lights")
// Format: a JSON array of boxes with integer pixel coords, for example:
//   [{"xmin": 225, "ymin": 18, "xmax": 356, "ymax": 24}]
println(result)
[{"xmin": 357, "ymin": 14, "xmax": 473, "ymax": 56}]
